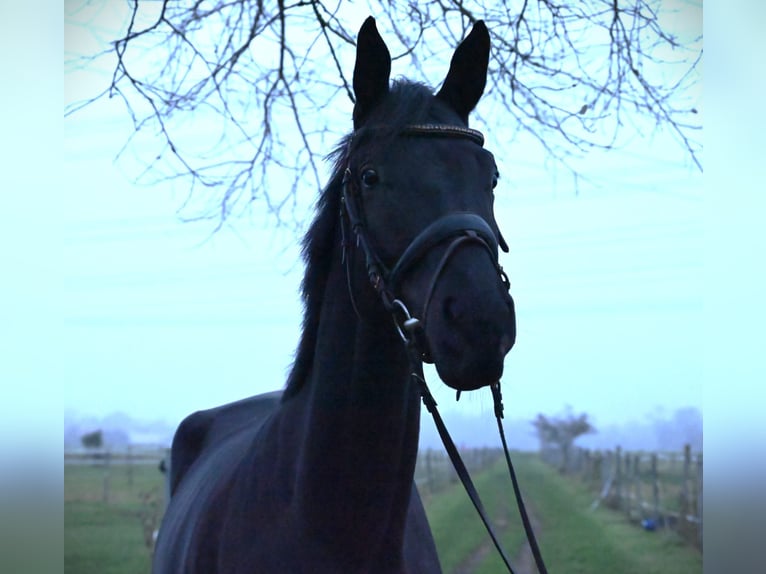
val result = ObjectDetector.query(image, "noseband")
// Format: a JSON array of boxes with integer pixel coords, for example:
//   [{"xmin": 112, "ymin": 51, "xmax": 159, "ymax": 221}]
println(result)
[{"xmin": 340, "ymin": 124, "xmax": 509, "ymax": 351}]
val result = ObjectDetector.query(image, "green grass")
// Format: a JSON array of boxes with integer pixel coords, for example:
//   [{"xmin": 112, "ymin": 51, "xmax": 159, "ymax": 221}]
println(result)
[
  {"xmin": 423, "ymin": 461, "xmax": 528, "ymax": 572},
  {"xmin": 65, "ymin": 501, "xmax": 152, "ymax": 574},
  {"xmin": 469, "ymin": 453, "xmax": 702, "ymax": 574},
  {"xmin": 65, "ymin": 464, "xmax": 163, "ymax": 574},
  {"xmin": 64, "ymin": 454, "xmax": 702, "ymax": 574}
]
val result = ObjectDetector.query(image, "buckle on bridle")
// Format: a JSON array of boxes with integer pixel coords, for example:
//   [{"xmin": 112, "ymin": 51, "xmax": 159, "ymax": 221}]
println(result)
[{"xmin": 390, "ymin": 298, "xmax": 421, "ymax": 344}]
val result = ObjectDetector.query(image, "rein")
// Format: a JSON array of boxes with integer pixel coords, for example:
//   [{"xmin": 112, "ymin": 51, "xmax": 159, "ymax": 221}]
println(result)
[{"xmin": 340, "ymin": 124, "xmax": 548, "ymax": 574}]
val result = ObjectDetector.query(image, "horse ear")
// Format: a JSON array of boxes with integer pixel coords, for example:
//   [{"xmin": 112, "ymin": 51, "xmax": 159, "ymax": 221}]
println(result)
[
  {"xmin": 436, "ymin": 21, "xmax": 490, "ymax": 123},
  {"xmin": 353, "ymin": 17, "xmax": 391, "ymax": 129}
]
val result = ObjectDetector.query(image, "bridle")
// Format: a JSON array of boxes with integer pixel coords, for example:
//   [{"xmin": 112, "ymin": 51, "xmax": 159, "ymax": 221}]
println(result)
[
  {"xmin": 340, "ymin": 124, "xmax": 548, "ymax": 574},
  {"xmin": 341, "ymin": 124, "xmax": 509, "ymax": 352}
]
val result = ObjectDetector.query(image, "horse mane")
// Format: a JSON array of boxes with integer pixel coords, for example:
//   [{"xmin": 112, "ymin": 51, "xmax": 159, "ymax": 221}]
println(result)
[
  {"xmin": 281, "ymin": 144, "xmax": 347, "ymax": 401},
  {"xmin": 282, "ymin": 81, "xmax": 441, "ymax": 400}
]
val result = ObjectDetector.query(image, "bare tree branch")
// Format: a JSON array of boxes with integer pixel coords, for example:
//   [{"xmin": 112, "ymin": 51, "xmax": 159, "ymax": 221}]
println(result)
[{"xmin": 65, "ymin": 0, "xmax": 702, "ymax": 228}]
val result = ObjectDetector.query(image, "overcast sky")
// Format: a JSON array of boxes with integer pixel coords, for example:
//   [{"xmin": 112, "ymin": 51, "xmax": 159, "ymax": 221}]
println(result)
[
  {"xmin": 55, "ymin": 2, "xmax": 713, "ymax": 450},
  {"xmin": 62, "ymin": 125, "xmax": 703, "ymax": 430}
]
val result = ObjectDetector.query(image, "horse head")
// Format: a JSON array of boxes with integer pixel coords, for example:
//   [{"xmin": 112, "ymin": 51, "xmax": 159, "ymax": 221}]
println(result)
[{"xmin": 343, "ymin": 17, "xmax": 516, "ymax": 391}]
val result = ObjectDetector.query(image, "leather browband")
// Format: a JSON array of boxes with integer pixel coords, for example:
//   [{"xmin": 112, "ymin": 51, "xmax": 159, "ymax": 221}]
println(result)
[{"xmin": 401, "ymin": 124, "xmax": 485, "ymax": 146}]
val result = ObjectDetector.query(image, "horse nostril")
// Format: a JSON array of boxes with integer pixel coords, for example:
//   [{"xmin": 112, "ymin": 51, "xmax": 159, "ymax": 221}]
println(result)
[
  {"xmin": 443, "ymin": 296, "xmax": 458, "ymax": 322},
  {"xmin": 499, "ymin": 333, "xmax": 514, "ymax": 356}
]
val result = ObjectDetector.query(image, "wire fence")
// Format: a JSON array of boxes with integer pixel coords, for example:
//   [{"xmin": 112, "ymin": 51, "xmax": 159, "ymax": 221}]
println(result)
[{"xmin": 540, "ymin": 443, "xmax": 702, "ymax": 550}]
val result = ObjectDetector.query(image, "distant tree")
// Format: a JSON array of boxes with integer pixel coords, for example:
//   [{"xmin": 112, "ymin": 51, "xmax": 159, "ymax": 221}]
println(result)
[
  {"xmin": 81, "ymin": 429, "xmax": 103, "ymax": 450},
  {"xmin": 66, "ymin": 0, "xmax": 701, "ymax": 227},
  {"xmin": 532, "ymin": 407, "xmax": 595, "ymax": 472}
]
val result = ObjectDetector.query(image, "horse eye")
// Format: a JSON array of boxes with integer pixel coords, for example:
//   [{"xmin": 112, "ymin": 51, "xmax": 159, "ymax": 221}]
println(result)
[{"xmin": 361, "ymin": 169, "xmax": 379, "ymax": 188}]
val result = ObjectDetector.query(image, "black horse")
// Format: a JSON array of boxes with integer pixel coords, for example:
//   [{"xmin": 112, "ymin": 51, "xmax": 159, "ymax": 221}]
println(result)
[{"xmin": 153, "ymin": 17, "xmax": 516, "ymax": 574}]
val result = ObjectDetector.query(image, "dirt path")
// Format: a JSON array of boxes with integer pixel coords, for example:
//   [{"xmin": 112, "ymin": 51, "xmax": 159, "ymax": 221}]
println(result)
[
  {"xmin": 513, "ymin": 546, "xmax": 535, "ymax": 573},
  {"xmin": 451, "ymin": 517, "xmax": 507, "ymax": 574},
  {"xmin": 511, "ymin": 507, "xmax": 544, "ymax": 574},
  {"xmin": 452, "ymin": 540, "xmax": 495, "ymax": 574},
  {"xmin": 452, "ymin": 510, "xmax": 542, "ymax": 574}
]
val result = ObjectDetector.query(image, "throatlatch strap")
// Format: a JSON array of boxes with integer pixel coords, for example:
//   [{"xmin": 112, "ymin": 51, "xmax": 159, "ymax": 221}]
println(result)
[{"xmin": 412, "ymin": 360, "xmax": 517, "ymax": 574}]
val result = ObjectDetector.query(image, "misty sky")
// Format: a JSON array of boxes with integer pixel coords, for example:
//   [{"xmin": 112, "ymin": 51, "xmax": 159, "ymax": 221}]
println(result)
[{"xmin": 52, "ymin": 2, "xmax": 735, "ymax": 451}]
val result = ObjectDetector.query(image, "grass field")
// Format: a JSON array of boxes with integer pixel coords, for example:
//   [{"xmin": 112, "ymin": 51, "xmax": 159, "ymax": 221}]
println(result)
[
  {"xmin": 64, "ymin": 453, "xmax": 702, "ymax": 573},
  {"xmin": 65, "ymin": 463, "xmax": 162, "ymax": 574},
  {"xmin": 492, "ymin": 454, "xmax": 699, "ymax": 573}
]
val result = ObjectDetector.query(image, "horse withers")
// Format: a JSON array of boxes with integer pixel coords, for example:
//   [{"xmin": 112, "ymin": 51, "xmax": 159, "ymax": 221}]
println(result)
[{"xmin": 154, "ymin": 17, "xmax": 515, "ymax": 574}]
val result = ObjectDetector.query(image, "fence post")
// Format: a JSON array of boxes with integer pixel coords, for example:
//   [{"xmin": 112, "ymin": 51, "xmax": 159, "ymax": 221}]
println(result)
[
  {"xmin": 625, "ymin": 453, "xmax": 634, "ymax": 519},
  {"xmin": 696, "ymin": 452, "xmax": 703, "ymax": 550},
  {"xmin": 582, "ymin": 449, "xmax": 590, "ymax": 482},
  {"xmin": 127, "ymin": 444, "xmax": 134, "ymax": 488},
  {"xmin": 163, "ymin": 448, "xmax": 172, "ymax": 509},
  {"xmin": 425, "ymin": 449, "xmax": 434, "ymax": 494},
  {"xmin": 102, "ymin": 450, "xmax": 111, "ymax": 504},
  {"xmin": 593, "ymin": 450, "xmax": 602, "ymax": 490},
  {"xmin": 633, "ymin": 454, "xmax": 643, "ymax": 520},
  {"xmin": 680, "ymin": 444, "xmax": 691, "ymax": 541},
  {"xmin": 614, "ymin": 446, "xmax": 623, "ymax": 510}
]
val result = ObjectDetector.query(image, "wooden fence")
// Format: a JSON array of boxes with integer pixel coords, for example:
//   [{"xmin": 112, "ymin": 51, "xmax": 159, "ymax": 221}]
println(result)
[
  {"xmin": 65, "ymin": 446, "xmax": 169, "ymax": 505},
  {"xmin": 414, "ymin": 447, "xmax": 503, "ymax": 497},
  {"xmin": 540, "ymin": 444, "xmax": 702, "ymax": 550},
  {"xmin": 65, "ymin": 445, "xmax": 502, "ymax": 506}
]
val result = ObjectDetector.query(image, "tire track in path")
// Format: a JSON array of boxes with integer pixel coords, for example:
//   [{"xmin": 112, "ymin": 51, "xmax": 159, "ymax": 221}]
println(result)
[{"xmin": 451, "ymin": 509, "xmax": 542, "ymax": 574}]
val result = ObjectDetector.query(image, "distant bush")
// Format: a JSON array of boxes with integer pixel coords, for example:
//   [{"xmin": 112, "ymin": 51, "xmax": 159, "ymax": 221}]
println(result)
[{"xmin": 81, "ymin": 430, "xmax": 103, "ymax": 449}]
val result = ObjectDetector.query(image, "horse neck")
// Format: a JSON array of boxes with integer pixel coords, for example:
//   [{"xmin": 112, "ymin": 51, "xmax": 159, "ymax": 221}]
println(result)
[{"xmin": 293, "ymin": 241, "xmax": 421, "ymax": 563}]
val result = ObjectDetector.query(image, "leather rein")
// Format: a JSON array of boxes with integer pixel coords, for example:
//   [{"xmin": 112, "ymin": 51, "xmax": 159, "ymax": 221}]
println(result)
[{"xmin": 340, "ymin": 124, "xmax": 548, "ymax": 574}]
